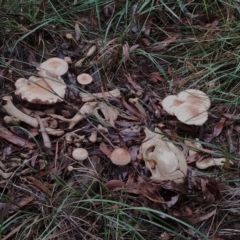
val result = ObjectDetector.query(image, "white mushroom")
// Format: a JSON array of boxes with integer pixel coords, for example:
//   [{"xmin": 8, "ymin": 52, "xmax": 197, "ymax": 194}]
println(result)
[
  {"xmin": 161, "ymin": 95, "xmax": 182, "ymax": 115},
  {"xmin": 77, "ymin": 73, "xmax": 93, "ymax": 88},
  {"xmin": 140, "ymin": 128, "xmax": 187, "ymax": 184},
  {"xmin": 2, "ymin": 96, "xmax": 38, "ymax": 128},
  {"xmin": 15, "ymin": 76, "xmax": 66, "ymax": 104},
  {"xmin": 89, "ymin": 131, "xmax": 97, "ymax": 143},
  {"xmin": 72, "ymin": 148, "xmax": 88, "ymax": 162},
  {"xmin": 37, "ymin": 57, "xmax": 68, "ymax": 78},
  {"xmin": 196, "ymin": 157, "xmax": 233, "ymax": 169}
]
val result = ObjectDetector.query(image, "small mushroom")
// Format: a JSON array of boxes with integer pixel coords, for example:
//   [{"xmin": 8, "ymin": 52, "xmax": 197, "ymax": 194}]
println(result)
[
  {"xmin": 110, "ymin": 148, "xmax": 131, "ymax": 166},
  {"xmin": 2, "ymin": 96, "xmax": 38, "ymax": 128},
  {"xmin": 45, "ymin": 128, "xmax": 65, "ymax": 136},
  {"xmin": 72, "ymin": 148, "xmax": 88, "ymax": 162},
  {"xmin": 161, "ymin": 95, "xmax": 182, "ymax": 115},
  {"xmin": 77, "ymin": 73, "xmax": 93, "ymax": 88},
  {"xmin": 196, "ymin": 157, "xmax": 233, "ymax": 169},
  {"xmin": 89, "ymin": 131, "xmax": 97, "ymax": 143},
  {"xmin": 80, "ymin": 88, "xmax": 121, "ymax": 102}
]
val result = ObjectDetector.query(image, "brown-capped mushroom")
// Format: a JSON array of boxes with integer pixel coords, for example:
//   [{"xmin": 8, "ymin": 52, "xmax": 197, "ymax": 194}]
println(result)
[{"xmin": 110, "ymin": 148, "xmax": 131, "ymax": 166}]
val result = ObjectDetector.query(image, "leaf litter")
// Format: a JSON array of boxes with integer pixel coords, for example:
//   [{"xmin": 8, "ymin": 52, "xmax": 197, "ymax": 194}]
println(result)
[{"xmin": 0, "ymin": 2, "xmax": 240, "ymax": 239}]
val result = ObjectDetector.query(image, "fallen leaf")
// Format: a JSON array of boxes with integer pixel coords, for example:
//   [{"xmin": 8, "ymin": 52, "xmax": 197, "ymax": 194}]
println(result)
[
  {"xmin": 99, "ymin": 142, "xmax": 112, "ymax": 158},
  {"xmin": 121, "ymin": 97, "xmax": 143, "ymax": 119},
  {"xmin": 0, "ymin": 124, "xmax": 35, "ymax": 148},
  {"xmin": 223, "ymin": 113, "xmax": 240, "ymax": 120},
  {"xmin": 213, "ymin": 117, "xmax": 226, "ymax": 136},
  {"xmin": 124, "ymin": 73, "xmax": 143, "ymax": 91},
  {"xmin": 105, "ymin": 179, "xmax": 125, "ymax": 190},
  {"xmin": 150, "ymin": 34, "xmax": 180, "ymax": 51},
  {"xmin": 26, "ymin": 176, "xmax": 51, "ymax": 196}
]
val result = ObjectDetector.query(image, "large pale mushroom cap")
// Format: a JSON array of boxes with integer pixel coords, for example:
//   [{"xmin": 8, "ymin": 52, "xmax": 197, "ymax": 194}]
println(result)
[
  {"xmin": 174, "ymin": 102, "xmax": 208, "ymax": 125},
  {"xmin": 161, "ymin": 95, "xmax": 182, "ymax": 115},
  {"xmin": 177, "ymin": 89, "xmax": 211, "ymax": 110},
  {"xmin": 15, "ymin": 76, "xmax": 66, "ymax": 104},
  {"xmin": 110, "ymin": 148, "xmax": 131, "ymax": 166},
  {"xmin": 38, "ymin": 57, "xmax": 68, "ymax": 77}
]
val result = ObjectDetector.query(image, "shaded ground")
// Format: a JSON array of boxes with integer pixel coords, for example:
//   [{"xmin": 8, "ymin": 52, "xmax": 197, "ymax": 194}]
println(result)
[{"xmin": 1, "ymin": 1, "xmax": 240, "ymax": 239}]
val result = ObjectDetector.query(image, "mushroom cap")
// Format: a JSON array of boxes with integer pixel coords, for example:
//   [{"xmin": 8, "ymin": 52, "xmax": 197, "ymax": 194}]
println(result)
[
  {"xmin": 72, "ymin": 148, "xmax": 88, "ymax": 161},
  {"xmin": 77, "ymin": 73, "xmax": 93, "ymax": 85},
  {"xmin": 177, "ymin": 89, "xmax": 211, "ymax": 110},
  {"xmin": 110, "ymin": 148, "xmax": 131, "ymax": 165},
  {"xmin": 174, "ymin": 102, "xmax": 208, "ymax": 125},
  {"xmin": 15, "ymin": 76, "xmax": 66, "ymax": 104},
  {"xmin": 161, "ymin": 95, "xmax": 182, "ymax": 115},
  {"xmin": 38, "ymin": 57, "xmax": 68, "ymax": 77}
]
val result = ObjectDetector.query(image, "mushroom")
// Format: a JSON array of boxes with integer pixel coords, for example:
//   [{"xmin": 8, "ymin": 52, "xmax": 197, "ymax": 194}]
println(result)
[
  {"xmin": 19, "ymin": 106, "xmax": 55, "ymax": 117},
  {"xmin": 89, "ymin": 131, "xmax": 97, "ymax": 143},
  {"xmin": 2, "ymin": 96, "xmax": 38, "ymax": 128},
  {"xmin": 15, "ymin": 76, "xmax": 66, "ymax": 104},
  {"xmin": 196, "ymin": 157, "xmax": 233, "ymax": 169},
  {"xmin": 77, "ymin": 73, "xmax": 93, "ymax": 88},
  {"xmin": 174, "ymin": 103, "xmax": 209, "ymax": 126},
  {"xmin": 161, "ymin": 95, "xmax": 182, "ymax": 115},
  {"xmin": 140, "ymin": 128, "xmax": 187, "ymax": 184},
  {"xmin": 37, "ymin": 57, "xmax": 68, "ymax": 78},
  {"xmin": 72, "ymin": 148, "xmax": 89, "ymax": 162},
  {"xmin": 3, "ymin": 116, "xmax": 21, "ymax": 126},
  {"xmin": 49, "ymin": 102, "xmax": 98, "ymax": 129},
  {"xmin": 110, "ymin": 148, "xmax": 131, "ymax": 166},
  {"xmin": 80, "ymin": 88, "xmax": 121, "ymax": 102},
  {"xmin": 94, "ymin": 102, "xmax": 119, "ymax": 128},
  {"xmin": 45, "ymin": 128, "xmax": 65, "ymax": 136},
  {"xmin": 0, "ymin": 169, "xmax": 12, "ymax": 179}
]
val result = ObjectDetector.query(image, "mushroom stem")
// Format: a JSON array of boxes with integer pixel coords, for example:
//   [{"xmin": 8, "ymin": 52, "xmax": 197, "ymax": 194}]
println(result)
[
  {"xmin": 35, "ymin": 115, "xmax": 51, "ymax": 149},
  {"xmin": 0, "ymin": 169, "xmax": 12, "ymax": 179},
  {"xmin": 2, "ymin": 96, "xmax": 38, "ymax": 128},
  {"xmin": 49, "ymin": 102, "xmax": 97, "ymax": 129},
  {"xmin": 196, "ymin": 157, "xmax": 233, "ymax": 169},
  {"xmin": 80, "ymin": 89, "xmax": 121, "ymax": 102}
]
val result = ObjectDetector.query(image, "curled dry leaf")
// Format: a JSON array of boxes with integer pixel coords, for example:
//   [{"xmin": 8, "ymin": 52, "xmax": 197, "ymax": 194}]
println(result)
[{"xmin": 213, "ymin": 117, "xmax": 226, "ymax": 136}]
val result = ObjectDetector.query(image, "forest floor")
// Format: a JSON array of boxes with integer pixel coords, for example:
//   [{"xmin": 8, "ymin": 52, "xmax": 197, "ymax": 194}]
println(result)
[{"xmin": 1, "ymin": 1, "xmax": 240, "ymax": 239}]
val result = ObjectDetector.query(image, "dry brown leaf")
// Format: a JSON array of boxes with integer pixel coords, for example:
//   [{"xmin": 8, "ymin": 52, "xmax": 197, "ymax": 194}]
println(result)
[
  {"xmin": 124, "ymin": 73, "xmax": 143, "ymax": 91},
  {"xmin": 0, "ymin": 125, "xmax": 35, "ymax": 148},
  {"xmin": 213, "ymin": 117, "xmax": 226, "ymax": 136},
  {"xmin": 223, "ymin": 113, "xmax": 240, "ymax": 120},
  {"xmin": 105, "ymin": 179, "xmax": 125, "ymax": 190},
  {"xmin": 10, "ymin": 196, "xmax": 34, "ymax": 211},
  {"xmin": 121, "ymin": 97, "xmax": 143, "ymax": 119},
  {"xmin": 26, "ymin": 176, "xmax": 51, "ymax": 196},
  {"xmin": 150, "ymin": 72, "xmax": 165, "ymax": 83},
  {"xmin": 99, "ymin": 142, "xmax": 112, "ymax": 158},
  {"xmin": 178, "ymin": 208, "xmax": 216, "ymax": 225}
]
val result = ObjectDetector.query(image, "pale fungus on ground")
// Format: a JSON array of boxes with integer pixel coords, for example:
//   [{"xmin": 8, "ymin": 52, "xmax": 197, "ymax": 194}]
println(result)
[
  {"xmin": 196, "ymin": 157, "xmax": 233, "ymax": 169},
  {"xmin": 140, "ymin": 128, "xmax": 187, "ymax": 184},
  {"xmin": 77, "ymin": 73, "xmax": 93, "ymax": 88},
  {"xmin": 161, "ymin": 89, "xmax": 211, "ymax": 125},
  {"xmin": 15, "ymin": 76, "xmax": 66, "ymax": 104},
  {"xmin": 72, "ymin": 148, "xmax": 89, "ymax": 162},
  {"xmin": 110, "ymin": 148, "xmax": 131, "ymax": 166}
]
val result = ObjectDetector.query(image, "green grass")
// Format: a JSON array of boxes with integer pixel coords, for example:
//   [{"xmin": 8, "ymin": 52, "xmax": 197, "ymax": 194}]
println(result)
[{"xmin": 1, "ymin": 0, "xmax": 240, "ymax": 239}]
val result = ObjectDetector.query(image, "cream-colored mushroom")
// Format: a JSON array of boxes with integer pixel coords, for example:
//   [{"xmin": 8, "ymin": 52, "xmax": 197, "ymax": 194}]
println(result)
[
  {"xmin": 3, "ymin": 116, "xmax": 21, "ymax": 125},
  {"xmin": 49, "ymin": 102, "xmax": 98, "ymax": 129},
  {"xmin": 110, "ymin": 148, "xmax": 131, "ymax": 166},
  {"xmin": 89, "ymin": 131, "xmax": 97, "ymax": 143},
  {"xmin": 72, "ymin": 148, "xmax": 88, "ymax": 162},
  {"xmin": 80, "ymin": 88, "xmax": 121, "ymax": 102},
  {"xmin": 140, "ymin": 128, "xmax": 187, "ymax": 184},
  {"xmin": 77, "ymin": 73, "xmax": 93, "ymax": 88},
  {"xmin": 196, "ymin": 157, "xmax": 233, "ymax": 169},
  {"xmin": 161, "ymin": 95, "xmax": 182, "ymax": 115},
  {"xmin": 45, "ymin": 128, "xmax": 65, "ymax": 136},
  {"xmin": 2, "ymin": 96, "xmax": 38, "ymax": 128}
]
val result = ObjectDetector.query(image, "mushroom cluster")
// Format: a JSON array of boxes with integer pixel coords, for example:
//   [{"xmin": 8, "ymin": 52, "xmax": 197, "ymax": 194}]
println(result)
[
  {"xmin": 15, "ymin": 58, "xmax": 68, "ymax": 104},
  {"xmin": 162, "ymin": 89, "xmax": 210, "ymax": 125}
]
